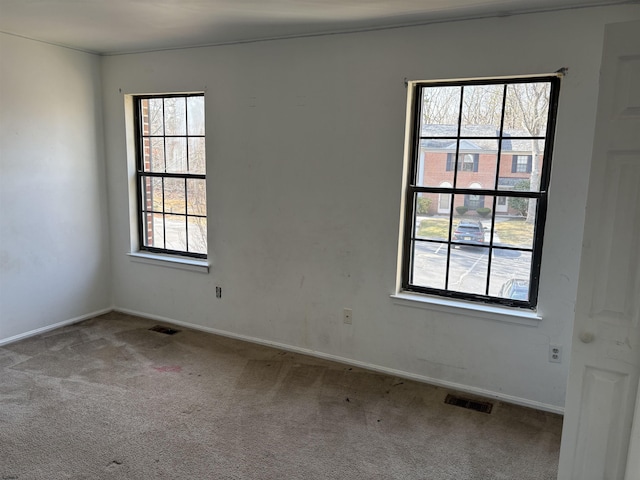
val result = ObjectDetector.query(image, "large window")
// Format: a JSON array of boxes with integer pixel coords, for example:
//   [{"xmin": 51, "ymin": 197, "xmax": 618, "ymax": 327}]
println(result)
[
  {"xmin": 135, "ymin": 94, "xmax": 207, "ymax": 258},
  {"xmin": 401, "ymin": 76, "xmax": 560, "ymax": 308}
]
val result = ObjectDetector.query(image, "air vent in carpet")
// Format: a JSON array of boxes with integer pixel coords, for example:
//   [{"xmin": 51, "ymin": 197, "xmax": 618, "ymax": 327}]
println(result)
[
  {"xmin": 444, "ymin": 394, "xmax": 493, "ymax": 414},
  {"xmin": 149, "ymin": 325, "xmax": 180, "ymax": 335}
]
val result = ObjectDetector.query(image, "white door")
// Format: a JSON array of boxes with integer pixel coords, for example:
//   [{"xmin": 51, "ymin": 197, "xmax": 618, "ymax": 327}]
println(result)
[
  {"xmin": 557, "ymin": 20, "xmax": 640, "ymax": 480},
  {"xmin": 496, "ymin": 195, "xmax": 508, "ymax": 213},
  {"xmin": 438, "ymin": 182, "xmax": 452, "ymax": 214}
]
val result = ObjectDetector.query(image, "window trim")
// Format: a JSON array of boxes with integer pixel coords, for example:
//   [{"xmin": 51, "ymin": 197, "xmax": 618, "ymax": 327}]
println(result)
[
  {"xmin": 399, "ymin": 75, "xmax": 561, "ymax": 310},
  {"xmin": 390, "ymin": 292, "xmax": 542, "ymax": 326},
  {"xmin": 133, "ymin": 93, "xmax": 207, "ymax": 259},
  {"xmin": 127, "ymin": 251, "xmax": 209, "ymax": 273}
]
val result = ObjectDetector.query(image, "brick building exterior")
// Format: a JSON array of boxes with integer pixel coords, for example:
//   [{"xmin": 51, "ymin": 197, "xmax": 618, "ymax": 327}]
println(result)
[{"xmin": 417, "ymin": 127, "xmax": 539, "ymax": 216}]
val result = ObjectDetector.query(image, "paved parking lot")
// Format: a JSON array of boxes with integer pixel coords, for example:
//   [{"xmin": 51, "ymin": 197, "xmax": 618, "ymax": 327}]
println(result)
[{"xmin": 411, "ymin": 241, "xmax": 531, "ymax": 297}]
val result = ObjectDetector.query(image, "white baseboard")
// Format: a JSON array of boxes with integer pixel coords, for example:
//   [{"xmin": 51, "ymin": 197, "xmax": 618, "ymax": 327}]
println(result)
[
  {"xmin": 0, "ymin": 307, "xmax": 114, "ymax": 347},
  {"xmin": 114, "ymin": 307, "xmax": 565, "ymax": 415}
]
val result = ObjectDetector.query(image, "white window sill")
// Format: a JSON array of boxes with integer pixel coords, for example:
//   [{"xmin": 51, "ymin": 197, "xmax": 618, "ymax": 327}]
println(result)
[
  {"xmin": 390, "ymin": 292, "xmax": 542, "ymax": 327},
  {"xmin": 127, "ymin": 252, "xmax": 209, "ymax": 274}
]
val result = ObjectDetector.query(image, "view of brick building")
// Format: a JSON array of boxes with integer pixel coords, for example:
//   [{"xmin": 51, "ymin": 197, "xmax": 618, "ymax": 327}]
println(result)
[{"xmin": 417, "ymin": 125, "xmax": 540, "ymax": 216}]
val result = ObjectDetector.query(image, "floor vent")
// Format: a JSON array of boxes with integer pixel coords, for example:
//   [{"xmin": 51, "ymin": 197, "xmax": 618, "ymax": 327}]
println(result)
[
  {"xmin": 149, "ymin": 325, "xmax": 180, "ymax": 335},
  {"xmin": 444, "ymin": 394, "xmax": 493, "ymax": 414}
]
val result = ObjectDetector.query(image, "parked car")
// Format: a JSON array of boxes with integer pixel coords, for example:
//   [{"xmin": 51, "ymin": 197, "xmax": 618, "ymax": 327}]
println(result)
[
  {"xmin": 499, "ymin": 278, "xmax": 530, "ymax": 300},
  {"xmin": 453, "ymin": 220, "xmax": 485, "ymax": 244}
]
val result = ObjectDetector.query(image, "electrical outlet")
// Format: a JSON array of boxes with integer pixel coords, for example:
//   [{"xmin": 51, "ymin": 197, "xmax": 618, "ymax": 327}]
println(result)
[
  {"xmin": 549, "ymin": 345, "xmax": 562, "ymax": 363},
  {"xmin": 343, "ymin": 308, "xmax": 352, "ymax": 325},
  {"xmin": 216, "ymin": 286, "xmax": 222, "ymax": 298}
]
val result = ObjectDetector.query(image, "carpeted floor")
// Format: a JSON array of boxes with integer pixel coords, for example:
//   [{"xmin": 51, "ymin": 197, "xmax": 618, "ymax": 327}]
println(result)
[{"xmin": 0, "ymin": 312, "xmax": 563, "ymax": 479}]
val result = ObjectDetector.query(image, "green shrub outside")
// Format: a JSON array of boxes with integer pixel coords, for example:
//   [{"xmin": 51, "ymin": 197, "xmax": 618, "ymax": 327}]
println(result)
[
  {"xmin": 509, "ymin": 180, "xmax": 531, "ymax": 216},
  {"xmin": 416, "ymin": 197, "xmax": 432, "ymax": 214}
]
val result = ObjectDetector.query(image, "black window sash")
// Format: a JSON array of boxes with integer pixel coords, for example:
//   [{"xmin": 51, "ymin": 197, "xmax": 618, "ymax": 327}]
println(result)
[
  {"xmin": 401, "ymin": 76, "xmax": 561, "ymax": 309},
  {"xmin": 134, "ymin": 94, "xmax": 207, "ymax": 259}
]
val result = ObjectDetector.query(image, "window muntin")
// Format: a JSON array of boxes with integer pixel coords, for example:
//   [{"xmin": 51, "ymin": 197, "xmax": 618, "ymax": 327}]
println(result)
[
  {"xmin": 402, "ymin": 77, "xmax": 560, "ymax": 308},
  {"xmin": 135, "ymin": 94, "xmax": 207, "ymax": 258}
]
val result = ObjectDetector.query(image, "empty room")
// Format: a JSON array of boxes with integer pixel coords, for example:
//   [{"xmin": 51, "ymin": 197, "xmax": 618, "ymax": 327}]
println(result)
[{"xmin": 1, "ymin": 1, "xmax": 639, "ymax": 478}]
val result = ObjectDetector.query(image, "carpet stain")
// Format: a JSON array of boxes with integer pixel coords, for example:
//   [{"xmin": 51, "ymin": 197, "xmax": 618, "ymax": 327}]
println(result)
[
  {"xmin": 277, "ymin": 364, "xmax": 325, "ymax": 392},
  {"xmin": 236, "ymin": 360, "xmax": 283, "ymax": 390},
  {"xmin": 181, "ymin": 404, "xmax": 202, "ymax": 414},
  {"xmin": 105, "ymin": 460, "xmax": 123, "ymax": 471}
]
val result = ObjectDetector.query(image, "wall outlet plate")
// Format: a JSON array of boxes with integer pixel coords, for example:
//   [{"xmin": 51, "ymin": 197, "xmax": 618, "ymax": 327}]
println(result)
[{"xmin": 549, "ymin": 344, "xmax": 562, "ymax": 363}]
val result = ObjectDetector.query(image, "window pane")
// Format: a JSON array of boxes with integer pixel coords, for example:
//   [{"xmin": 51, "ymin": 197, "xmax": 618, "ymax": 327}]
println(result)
[
  {"xmin": 164, "ymin": 97, "xmax": 186, "ymax": 135},
  {"xmin": 460, "ymin": 84, "xmax": 504, "ymax": 137},
  {"xmin": 492, "ymin": 193, "xmax": 511, "ymax": 217},
  {"xmin": 448, "ymin": 246, "xmax": 489, "ymax": 295},
  {"xmin": 476, "ymin": 194, "xmax": 494, "ymax": 231},
  {"xmin": 494, "ymin": 193, "xmax": 538, "ymax": 226},
  {"xmin": 188, "ymin": 217, "xmax": 207, "ymax": 255},
  {"xmin": 415, "ymin": 205, "xmax": 450, "ymax": 242},
  {"xmin": 452, "ymin": 191, "xmax": 488, "ymax": 220},
  {"xmin": 411, "ymin": 241, "xmax": 448, "ymax": 289},
  {"xmin": 145, "ymin": 98, "xmax": 164, "ymax": 135},
  {"xmin": 187, "ymin": 96, "xmax": 205, "ymax": 136},
  {"xmin": 420, "ymin": 86, "xmax": 461, "ymax": 136},
  {"xmin": 188, "ymin": 137, "xmax": 206, "ymax": 174},
  {"xmin": 164, "ymin": 178, "xmax": 186, "ymax": 215},
  {"xmin": 504, "ymin": 82, "xmax": 550, "ymax": 137},
  {"xmin": 165, "ymin": 214, "xmax": 187, "ymax": 252},
  {"xmin": 140, "ymin": 176, "xmax": 163, "ymax": 213},
  {"xmin": 493, "ymin": 211, "xmax": 535, "ymax": 249},
  {"xmin": 166, "ymin": 137, "xmax": 187, "ymax": 173},
  {"xmin": 489, "ymin": 251, "xmax": 533, "ymax": 300},
  {"xmin": 452, "ymin": 140, "xmax": 498, "ymax": 189},
  {"xmin": 187, "ymin": 179, "xmax": 206, "ymax": 216},
  {"xmin": 142, "ymin": 212, "xmax": 153, "ymax": 247},
  {"xmin": 437, "ymin": 191, "xmax": 453, "ymax": 215},
  {"xmin": 416, "ymin": 142, "xmax": 455, "ymax": 187},
  {"xmin": 140, "ymin": 176, "xmax": 151, "ymax": 212},
  {"xmin": 498, "ymin": 139, "xmax": 545, "ymax": 191},
  {"xmin": 144, "ymin": 212, "xmax": 165, "ymax": 249},
  {"xmin": 451, "ymin": 215, "xmax": 488, "ymax": 246},
  {"xmin": 142, "ymin": 137, "xmax": 164, "ymax": 172},
  {"xmin": 151, "ymin": 177, "xmax": 163, "ymax": 212}
]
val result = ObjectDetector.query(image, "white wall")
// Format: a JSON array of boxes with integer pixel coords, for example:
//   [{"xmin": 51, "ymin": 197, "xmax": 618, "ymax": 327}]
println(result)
[
  {"xmin": 101, "ymin": 5, "xmax": 640, "ymax": 411},
  {"xmin": 0, "ymin": 34, "xmax": 112, "ymax": 341}
]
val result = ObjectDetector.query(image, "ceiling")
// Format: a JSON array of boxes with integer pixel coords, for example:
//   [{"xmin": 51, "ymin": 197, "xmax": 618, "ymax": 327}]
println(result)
[{"xmin": 0, "ymin": 0, "xmax": 634, "ymax": 55}]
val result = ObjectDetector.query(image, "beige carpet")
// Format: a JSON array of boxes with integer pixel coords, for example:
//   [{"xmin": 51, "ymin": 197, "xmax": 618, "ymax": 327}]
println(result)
[{"xmin": 0, "ymin": 312, "xmax": 562, "ymax": 479}]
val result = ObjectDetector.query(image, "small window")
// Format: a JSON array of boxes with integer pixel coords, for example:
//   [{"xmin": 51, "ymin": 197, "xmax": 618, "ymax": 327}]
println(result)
[
  {"xmin": 460, "ymin": 154, "xmax": 474, "ymax": 171},
  {"xmin": 446, "ymin": 153, "xmax": 479, "ymax": 172},
  {"xmin": 135, "ymin": 94, "xmax": 207, "ymax": 258},
  {"xmin": 401, "ymin": 76, "xmax": 560, "ymax": 308},
  {"xmin": 512, "ymin": 155, "xmax": 532, "ymax": 173}
]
